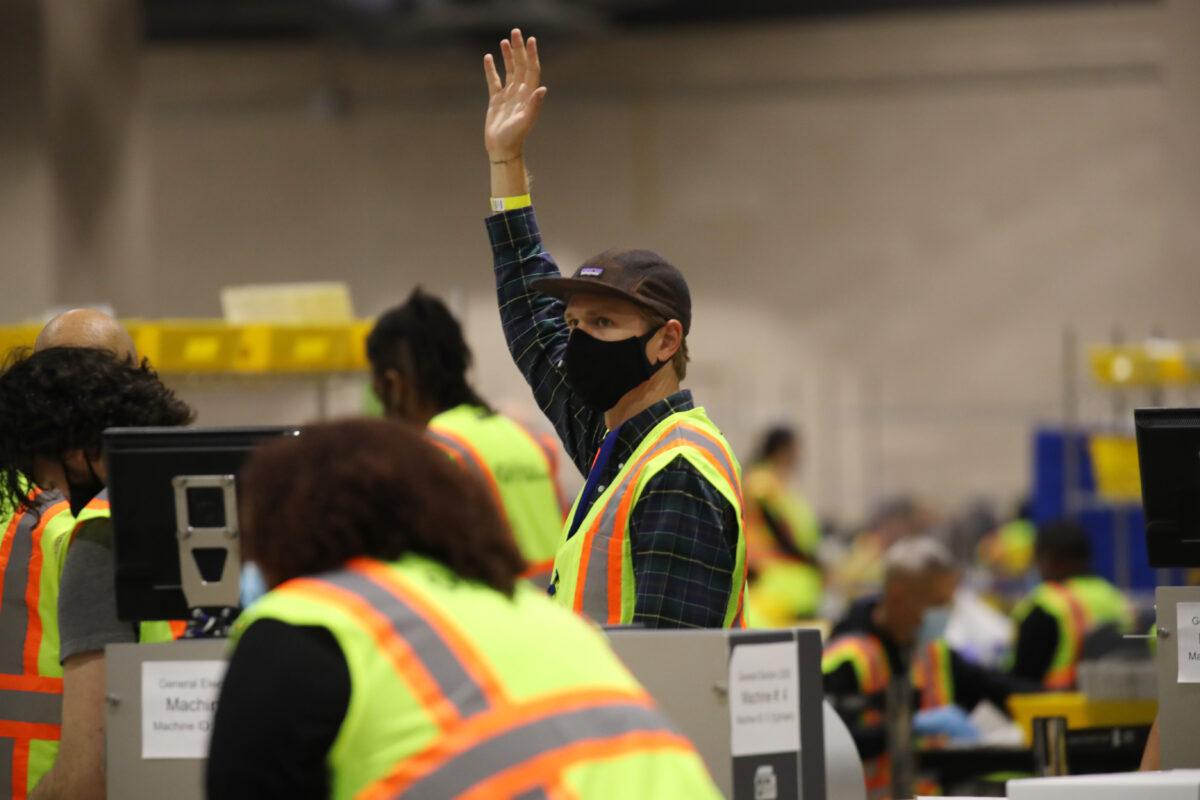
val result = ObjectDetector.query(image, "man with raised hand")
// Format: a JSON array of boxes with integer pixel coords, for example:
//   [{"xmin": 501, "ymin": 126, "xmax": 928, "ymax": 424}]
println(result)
[{"xmin": 481, "ymin": 29, "xmax": 747, "ymax": 629}]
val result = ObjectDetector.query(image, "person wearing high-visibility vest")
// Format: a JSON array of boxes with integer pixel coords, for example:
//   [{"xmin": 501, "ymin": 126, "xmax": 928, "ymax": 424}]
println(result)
[
  {"xmin": 822, "ymin": 537, "xmax": 1028, "ymax": 799},
  {"xmin": 366, "ymin": 288, "xmax": 567, "ymax": 587},
  {"xmin": 0, "ymin": 326, "xmax": 193, "ymax": 800},
  {"xmin": 0, "ymin": 486, "xmax": 75, "ymax": 799},
  {"xmin": 1009, "ymin": 520, "xmax": 1134, "ymax": 690},
  {"xmin": 744, "ymin": 426, "xmax": 824, "ymax": 624},
  {"xmin": 481, "ymin": 29, "xmax": 747, "ymax": 628},
  {"xmin": 206, "ymin": 419, "xmax": 722, "ymax": 799}
]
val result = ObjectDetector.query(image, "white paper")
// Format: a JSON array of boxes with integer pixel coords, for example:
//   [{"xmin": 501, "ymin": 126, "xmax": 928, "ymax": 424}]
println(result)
[
  {"xmin": 141, "ymin": 660, "xmax": 227, "ymax": 759},
  {"xmin": 728, "ymin": 641, "xmax": 801, "ymax": 757},
  {"xmin": 1177, "ymin": 603, "xmax": 1200, "ymax": 684}
]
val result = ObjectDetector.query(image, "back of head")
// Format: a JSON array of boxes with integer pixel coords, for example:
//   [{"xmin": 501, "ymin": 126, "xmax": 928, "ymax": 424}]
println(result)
[
  {"xmin": 0, "ymin": 347, "xmax": 193, "ymax": 508},
  {"xmin": 239, "ymin": 418, "xmax": 525, "ymax": 594},
  {"xmin": 35, "ymin": 308, "xmax": 137, "ymax": 360},
  {"xmin": 884, "ymin": 534, "xmax": 958, "ymax": 584},
  {"xmin": 1035, "ymin": 519, "xmax": 1092, "ymax": 579},
  {"xmin": 756, "ymin": 425, "xmax": 797, "ymax": 463},
  {"xmin": 366, "ymin": 288, "xmax": 486, "ymax": 412}
]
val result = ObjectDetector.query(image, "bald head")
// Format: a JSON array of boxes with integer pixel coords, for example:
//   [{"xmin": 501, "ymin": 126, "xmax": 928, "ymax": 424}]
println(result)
[{"xmin": 35, "ymin": 309, "xmax": 137, "ymax": 360}]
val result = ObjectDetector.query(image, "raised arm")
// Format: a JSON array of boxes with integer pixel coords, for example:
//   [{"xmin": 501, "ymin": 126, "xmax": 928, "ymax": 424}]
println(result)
[{"xmin": 483, "ymin": 30, "xmax": 604, "ymax": 473}]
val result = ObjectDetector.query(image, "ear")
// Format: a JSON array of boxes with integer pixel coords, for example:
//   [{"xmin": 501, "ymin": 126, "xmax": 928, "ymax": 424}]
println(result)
[
  {"xmin": 374, "ymin": 369, "xmax": 404, "ymax": 417},
  {"xmin": 649, "ymin": 319, "xmax": 684, "ymax": 366}
]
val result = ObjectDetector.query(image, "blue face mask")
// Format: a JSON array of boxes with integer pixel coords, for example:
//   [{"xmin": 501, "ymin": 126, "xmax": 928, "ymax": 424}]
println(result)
[
  {"xmin": 239, "ymin": 561, "xmax": 269, "ymax": 608},
  {"xmin": 918, "ymin": 606, "xmax": 952, "ymax": 647}
]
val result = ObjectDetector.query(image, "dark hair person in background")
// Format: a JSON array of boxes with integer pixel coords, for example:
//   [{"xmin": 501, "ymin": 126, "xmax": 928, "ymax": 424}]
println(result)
[
  {"xmin": 481, "ymin": 29, "xmax": 746, "ymax": 629},
  {"xmin": 744, "ymin": 425, "xmax": 824, "ymax": 625},
  {"xmin": 0, "ymin": 345, "xmax": 192, "ymax": 800},
  {"xmin": 206, "ymin": 419, "xmax": 722, "ymax": 799},
  {"xmin": 366, "ymin": 288, "xmax": 566, "ymax": 586},
  {"xmin": 1008, "ymin": 519, "xmax": 1134, "ymax": 688}
]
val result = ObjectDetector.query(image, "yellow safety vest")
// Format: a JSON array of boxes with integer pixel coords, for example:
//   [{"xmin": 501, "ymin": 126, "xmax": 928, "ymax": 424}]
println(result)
[
  {"xmin": 550, "ymin": 407, "xmax": 747, "ymax": 627},
  {"xmin": 744, "ymin": 464, "xmax": 823, "ymax": 623},
  {"xmin": 428, "ymin": 405, "xmax": 566, "ymax": 586},
  {"xmin": 233, "ymin": 555, "xmax": 722, "ymax": 800},
  {"xmin": 1012, "ymin": 576, "xmax": 1134, "ymax": 689},
  {"xmin": 0, "ymin": 489, "xmax": 76, "ymax": 799}
]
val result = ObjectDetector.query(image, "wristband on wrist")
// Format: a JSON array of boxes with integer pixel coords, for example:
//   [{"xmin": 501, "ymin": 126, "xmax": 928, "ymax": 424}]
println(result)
[{"xmin": 490, "ymin": 194, "xmax": 532, "ymax": 213}]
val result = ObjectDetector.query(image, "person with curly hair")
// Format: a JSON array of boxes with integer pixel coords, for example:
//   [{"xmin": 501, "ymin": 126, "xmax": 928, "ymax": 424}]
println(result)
[
  {"xmin": 207, "ymin": 418, "xmax": 721, "ymax": 800},
  {"xmin": 0, "ymin": 345, "xmax": 193, "ymax": 800}
]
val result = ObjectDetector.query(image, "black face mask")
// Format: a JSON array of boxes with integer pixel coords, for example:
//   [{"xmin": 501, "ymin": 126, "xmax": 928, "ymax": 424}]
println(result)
[
  {"xmin": 564, "ymin": 327, "xmax": 668, "ymax": 413},
  {"xmin": 64, "ymin": 459, "xmax": 104, "ymax": 518}
]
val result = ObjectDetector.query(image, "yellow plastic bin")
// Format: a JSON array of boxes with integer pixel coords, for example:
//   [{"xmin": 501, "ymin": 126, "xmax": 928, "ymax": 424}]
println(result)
[
  {"xmin": 1008, "ymin": 692, "xmax": 1157, "ymax": 745},
  {"xmin": 1089, "ymin": 435, "xmax": 1142, "ymax": 503},
  {"xmin": 236, "ymin": 324, "xmax": 356, "ymax": 373},
  {"xmin": 131, "ymin": 320, "xmax": 243, "ymax": 374},
  {"xmin": 0, "ymin": 324, "xmax": 41, "ymax": 361}
]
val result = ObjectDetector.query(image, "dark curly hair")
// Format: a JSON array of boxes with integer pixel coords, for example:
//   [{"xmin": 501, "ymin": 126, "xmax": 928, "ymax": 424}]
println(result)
[
  {"xmin": 0, "ymin": 347, "xmax": 194, "ymax": 510},
  {"xmin": 239, "ymin": 418, "xmax": 526, "ymax": 594},
  {"xmin": 366, "ymin": 288, "xmax": 490, "ymax": 413}
]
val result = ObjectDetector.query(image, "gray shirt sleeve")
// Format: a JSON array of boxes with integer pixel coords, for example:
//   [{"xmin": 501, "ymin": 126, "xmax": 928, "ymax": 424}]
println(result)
[{"xmin": 58, "ymin": 518, "xmax": 138, "ymax": 662}]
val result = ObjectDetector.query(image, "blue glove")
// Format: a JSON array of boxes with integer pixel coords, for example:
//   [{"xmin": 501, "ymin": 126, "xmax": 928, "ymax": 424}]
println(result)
[{"xmin": 912, "ymin": 705, "xmax": 980, "ymax": 742}]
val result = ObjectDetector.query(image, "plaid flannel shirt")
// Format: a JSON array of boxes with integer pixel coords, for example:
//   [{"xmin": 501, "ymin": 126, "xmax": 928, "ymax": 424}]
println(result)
[{"xmin": 487, "ymin": 206, "xmax": 738, "ymax": 628}]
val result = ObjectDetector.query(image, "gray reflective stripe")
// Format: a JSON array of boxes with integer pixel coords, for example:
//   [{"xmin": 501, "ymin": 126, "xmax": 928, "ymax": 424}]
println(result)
[
  {"xmin": 426, "ymin": 429, "xmax": 491, "ymax": 484},
  {"xmin": 0, "ymin": 736, "xmax": 11, "ymax": 796},
  {"xmin": 397, "ymin": 702, "xmax": 674, "ymax": 799},
  {"xmin": 0, "ymin": 511, "xmax": 40, "ymax": 674},
  {"xmin": 0, "ymin": 687, "xmax": 62, "ymax": 727},
  {"xmin": 578, "ymin": 424, "xmax": 741, "ymax": 622},
  {"xmin": 316, "ymin": 569, "xmax": 492, "ymax": 719},
  {"xmin": 513, "ymin": 788, "xmax": 552, "ymax": 800}
]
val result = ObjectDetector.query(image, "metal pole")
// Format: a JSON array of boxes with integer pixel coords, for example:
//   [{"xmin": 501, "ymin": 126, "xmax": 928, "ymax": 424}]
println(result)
[
  {"xmin": 885, "ymin": 673, "xmax": 915, "ymax": 800},
  {"xmin": 1032, "ymin": 716, "xmax": 1069, "ymax": 777}
]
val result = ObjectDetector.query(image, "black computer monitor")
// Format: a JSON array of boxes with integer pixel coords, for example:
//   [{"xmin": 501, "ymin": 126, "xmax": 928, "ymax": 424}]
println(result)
[
  {"xmin": 104, "ymin": 426, "xmax": 298, "ymax": 622},
  {"xmin": 1134, "ymin": 408, "xmax": 1200, "ymax": 568}
]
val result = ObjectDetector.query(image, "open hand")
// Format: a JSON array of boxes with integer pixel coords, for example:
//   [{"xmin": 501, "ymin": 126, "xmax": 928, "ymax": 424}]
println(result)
[{"xmin": 483, "ymin": 29, "xmax": 547, "ymax": 162}]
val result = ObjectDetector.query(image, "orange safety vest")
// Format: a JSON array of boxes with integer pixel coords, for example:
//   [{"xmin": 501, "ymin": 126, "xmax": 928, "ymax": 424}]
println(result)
[{"xmin": 0, "ymin": 491, "xmax": 73, "ymax": 799}]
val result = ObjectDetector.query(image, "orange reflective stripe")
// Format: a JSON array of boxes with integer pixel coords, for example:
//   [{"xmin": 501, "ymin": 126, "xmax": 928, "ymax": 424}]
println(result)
[
  {"xmin": 1042, "ymin": 582, "xmax": 1089, "ymax": 688},
  {"xmin": 280, "ymin": 578, "xmax": 467, "ymax": 732},
  {"xmin": 22, "ymin": 501, "xmax": 68, "ymax": 675},
  {"xmin": 168, "ymin": 620, "xmax": 187, "ymax": 639},
  {"xmin": 11, "ymin": 736, "xmax": 28, "ymax": 800},
  {"xmin": 0, "ymin": 675, "xmax": 62, "ymax": 695},
  {"xmin": 349, "ymin": 559, "xmax": 508, "ymax": 707},
  {"xmin": 0, "ymin": 722, "xmax": 59, "ymax": 741},
  {"xmin": 521, "ymin": 558, "xmax": 555, "ymax": 581},
  {"xmin": 676, "ymin": 423, "xmax": 743, "ymax": 503},
  {"xmin": 427, "ymin": 427, "xmax": 506, "ymax": 514},
  {"xmin": 355, "ymin": 688, "xmax": 653, "ymax": 800},
  {"xmin": 456, "ymin": 729, "xmax": 697, "ymax": 800}
]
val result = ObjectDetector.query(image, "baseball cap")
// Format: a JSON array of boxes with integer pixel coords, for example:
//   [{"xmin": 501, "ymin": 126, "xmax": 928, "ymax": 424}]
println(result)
[{"xmin": 532, "ymin": 249, "xmax": 692, "ymax": 335}]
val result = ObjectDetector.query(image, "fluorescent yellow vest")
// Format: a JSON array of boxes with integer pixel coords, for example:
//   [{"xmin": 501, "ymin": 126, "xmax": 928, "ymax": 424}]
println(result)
[
  {"xmin": 744, "ymin": 464, "xmax": 823, "ymax": 623},
  {"xmin": 1012, "ymin": 575, "xmax": 1133, "ymax": 689},
  {"xmin": 0, "ymin": 490, "xmax": 75, "ymax": 799},
  {"xmin": 233, "ymin": 555, "xmax": 722, "ymax": 800},
  {"xmin": 550, "ymin": 407, "xmax": 747, "ymax": 627},
  {"xmin": 428, "ymin": 405, "xmax": 565, "ymax": 584}
]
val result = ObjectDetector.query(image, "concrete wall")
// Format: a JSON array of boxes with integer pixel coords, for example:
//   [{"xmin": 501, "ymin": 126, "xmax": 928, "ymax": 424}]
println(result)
[{"xmin": 5, "ymin": 2, "xmax": 1184, "ymax": 521}]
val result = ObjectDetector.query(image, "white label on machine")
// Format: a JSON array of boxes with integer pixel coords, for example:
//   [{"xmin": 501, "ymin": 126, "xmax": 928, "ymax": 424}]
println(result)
[
  {"xmin": 728, "ymin": 641, "xmax": 800, "ymax": 757},
  {"xmin": 1177, "ymin": 603, "xmax": 1200, "ymax": 683},
  {"xmin": 141, "ymin": 660, "xmax": 227, "ymax": 759}
]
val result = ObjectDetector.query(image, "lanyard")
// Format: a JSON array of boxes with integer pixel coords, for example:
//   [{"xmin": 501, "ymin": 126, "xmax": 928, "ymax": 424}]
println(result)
[{"xmin": 565, "ymin": 426, "xmax": 624, "ymax": 541}]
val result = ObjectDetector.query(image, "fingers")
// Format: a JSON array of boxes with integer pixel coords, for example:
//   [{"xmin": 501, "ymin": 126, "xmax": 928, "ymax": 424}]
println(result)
[
  {"xmin": 511, "ymin": 29, "xmax": 527, "ymax": 85},
  {"xmin": 500, "ymin": 39, "xmax": 514, "ymax": 86},
  {"xmin": 527, "ymin": 36, "xmax": 541, "ymax": 88},
  {"xmin": 530, "ymin": 86, "xmax": 548, "ymax": 116},
  {"xmin": 483, "ymin": 54, "xmax": 502, "ymax": 97}
]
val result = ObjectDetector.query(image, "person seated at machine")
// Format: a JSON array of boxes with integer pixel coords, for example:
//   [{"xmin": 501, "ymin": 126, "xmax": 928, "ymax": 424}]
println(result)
[
  {"xmin": 1008, "ymin": 519, "xmax": 1134, "ymax": 689},
  {"xmin": 823, "ymin": 536, "xmax": 1031, "ymax": 798},
  {"xmin": 743, "ymin": 425, "xmax": 824, "ymax": 624},
  {"xmin": 0, "ymin": 342, "xmax": 193, "ymax": 800},
  {"xmin": 206, "ymin": 418, "xmax": 723, "ymax": 799},
  {"xmin": 366, "ymin": 288, "xmax": 567, "ymax": 588}
]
